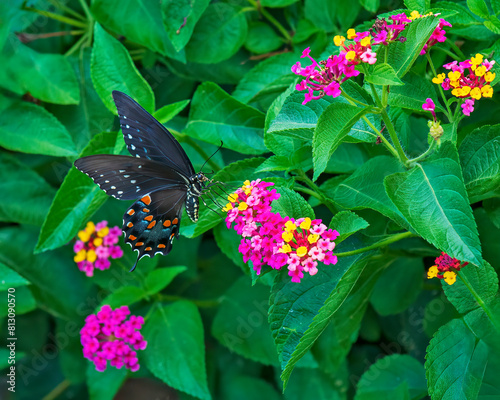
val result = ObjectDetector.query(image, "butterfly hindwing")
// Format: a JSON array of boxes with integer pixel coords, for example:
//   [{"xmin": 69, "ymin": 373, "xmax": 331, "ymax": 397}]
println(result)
[
  {"xmin": 74, "ymin": 155, "xmax": 189, "ymax": 200},
  {"xmin": 112, "ymin": 91, "xmax": 195, "ymax": 176},
  {"xmin": 122, "ymin": 189, "xmax": 186, "ymax": 270}
]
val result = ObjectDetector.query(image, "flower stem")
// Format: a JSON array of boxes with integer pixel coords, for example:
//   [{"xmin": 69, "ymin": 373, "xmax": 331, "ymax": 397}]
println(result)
[
  {"xmin": 426, "ymin": 53, "xmax": 453, "ymax": 120},
  {"xmin": 65, "ymin": 32, "xmax": 89, "ymax": 56},
  {"xmin": 335, "ymin": 231, "xmax": 415, "ymax": 257},
  {"xmin": 361, "ymin": 115, "xmax": 399, "ymax": 158},
  {"xmin": 380, "ymin": 108, "xmax": 408, "ymax": 163},
  {"xmin": 432, "ymin": 45, "xmax": 460, "ymax": 61},
  {"xmin": 445, "ymin": 38, "xmax": 465, "ymax": 60},
  {"xmin": 341, "ymin": 91, "xmax": 369, "ymax": 108},
  {"xmin": 42, "ymin": 379, "xmax": 70, "ymax": 400},
  {"xmin": 246, "ymin": 0, "xmax": 292, "ymax": 43},
  {"xmin": 23, "ymin": 7, "xmax": 88, "ymax": 28},
  {"xmin": 295, "ymin": 170, "xmax": 337, "ymax": 214},
  {"xmin": 406, "ymin": 140, "xmax": 436, "ymax": 166},
  {"xmin": 46, "ymin": 0, "xmax": 85, "ymax": 20},
  {"xmin": 294, "ymin": 184, "xmax": 323, "ymax": 202}
]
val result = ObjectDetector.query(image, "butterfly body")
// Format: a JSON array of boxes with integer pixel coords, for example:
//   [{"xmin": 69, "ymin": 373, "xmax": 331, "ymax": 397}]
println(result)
[{"xmin": 75, "ymin": 91, "xmax": 212, "ymax": 270}]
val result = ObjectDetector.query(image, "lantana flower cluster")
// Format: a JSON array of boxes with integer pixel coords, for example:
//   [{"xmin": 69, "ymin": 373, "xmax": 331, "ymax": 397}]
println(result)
[
  {"xmin": 224, "ymin": 180, "xmax": 339, "ymax": 282},
  {"xmin": 432, "ymin": 53, "xmax": 496, "ymax": 116},
  {"xmin": 74, "ymin": 220, "xmax": 123, "ymax": 277},
  {"xmin": 427, "ymin": 252, "xmax": 468, "ymax": 285},
  {"xmin": 80, "ymin": 305, "xmax": 147, "ymax": 372},
  {"xmin": 292, "ymin": 11, "xmax": 451, "ymax": 104}
]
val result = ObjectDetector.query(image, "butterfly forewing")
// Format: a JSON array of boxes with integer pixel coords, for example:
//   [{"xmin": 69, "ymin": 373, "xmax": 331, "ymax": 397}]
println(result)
[{"xmin": 112, "ymin": 91, "xmax": 195, "ymax": 175}]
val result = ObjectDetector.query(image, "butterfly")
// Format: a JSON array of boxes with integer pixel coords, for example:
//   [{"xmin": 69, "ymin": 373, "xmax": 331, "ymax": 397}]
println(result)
[{"xmin": 75, "ymin": 91, "xmax": 221, "ymax": 271}]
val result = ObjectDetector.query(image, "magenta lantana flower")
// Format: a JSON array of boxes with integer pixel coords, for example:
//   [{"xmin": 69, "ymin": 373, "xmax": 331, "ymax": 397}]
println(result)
[
  {"xmin": 80, "ymin": 305, "xmax": 147, "ymax": 372},
  {"xmin": 427, "ymin": 252, "xmax": 468, "ymax": 285}
]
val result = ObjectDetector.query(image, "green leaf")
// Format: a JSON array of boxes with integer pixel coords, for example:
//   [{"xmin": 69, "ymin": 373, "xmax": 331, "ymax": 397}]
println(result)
[
  {"xmin": 329, "ymin": 211, "xmax": 369, "ymax": 243},
  {"xmin": 386, "ymin": 15, "xmax": 440, "ymax": 78},
  {"xmin": 86, "ymin": 363, "xmax": 128, "ymax": 400},
  {"xmin": 212, "ymin": 277, "xmax": 278, "ymax": 365},
  {"xmin": 370, "ymin": 257, "xmax": 423, "ymax": 316},
  {"xmin": 213, "ymin": 223, "xmax": 248, "ymax": 271},
  {"xmin": 0, "ymin": 263, "xmax": 30, "ymax": 290},
  {"xmin": 283, "ymin": 368, "xmax": 343, "ymax": 400},
  {"xmin": 0, "ymin": 35, "xmax": 79, "ymax": 104},
  {"xmin": 272, "ymin": 187, "xmax": 315, "ymax": 219},
  {"xmin": 100, "ymin": 286, "xmax": 147, "ymax": 309},
  {"xmin": 459, "ymin": 125, "xmax": 500, "ymax": 199},
  {"xmin": 143, "ymin": 301, "xmax": 210, "ymax": 400},
  {"xmin": 0, "ymin": 153, "xmax": 55, "ymax": 226},
  {"xmin": 269, "ymin": 238, "xmax": 371, "ymax": 387},
  {"xmin": 185, "ymin": 3, "xmax": 247, "ymax": 64},
  {"xmin": 161, "ymin": 0, "xmax": 210, "ymax": 52},
  {"xmin": 387, "ymin": 72, "xmax": 444, "ymax": 112},
  {"xmin": 244, "ymin": 22, "xmax": 283, "ymax": 54},
  {"xmin": 144, "ymin": 266, "xmax": 187, "ymax": 295},
  {"xmin": 91, "ymin": 23, "xmax": 155, "ymax": 114},
  {"xmin": 185, "ymin": 82, "xmax": 266, "ymax": 154},
  {"xmin": 221, "ymin": 375, "xmax": 282, "ymax": 400},
  {"xmin": 356, "ymin": 355, "xmax": 426, "ymax": 400},
  {"xmin": 467, "ymin": 0, "xmax": 489, "ymax": 18},
  {"xmin": 425, "ymin": 318, "xmax": 488, "ymax": 400},
  {"xmin": 35, "ymin": 132, "xmax": 118, "ymax": 253},
  {"xmin": 335, "ymin": 156, "xmax": 410, "ymax": 229},
  {"xmin": 261, "ymin": 0, "xmax": 299, "ymax": 6},
  {"xmin": 91, "ymin": 0, "xmax": 184, "ymax": 61},
  {"xmin": 404, "ymin": 0, "xmax": 430, "ymax": 11},
  {"xmin": 153, "ymin": 100, "xmax": 190, "ymax": 124},
  {"xmin": 443, "ymin": 261, "xmax": 498, "ymax": 315},
  {"xmin": 365, "ymin": 63, "xmax": 404, "ymax": 86},
  {"xmin": 304, "ymin": 0, "xmax": 338, "ymax": 32},
  {"xmin": 384, "ymin": 142, "xmax": 483, "ymax": 266},
  {"xmin": 0, "ymin": 100, "xmax": 77, "ymax": 157},
  {"xmin": 0, "ymin": 286, "xmax": 36, "ymax": 317},
  {"xmin": 313, "ymin": 103, "xmax": 373, "ymax": 181}
]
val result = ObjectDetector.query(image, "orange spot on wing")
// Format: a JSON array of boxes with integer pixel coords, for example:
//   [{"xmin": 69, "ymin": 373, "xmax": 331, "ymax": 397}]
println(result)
[
  {"xmin": 135, "ymin": 242, "xmax": 144, "ymax": 247},
  {"xmin": 158, "ymin": 244, "xmax": 166, "ymax": 249},
  {"xmin": 144, "ymin": 215, "xmax": 153, "ymax": 222},
  {"xmin": 172, "ymin": 218, "xmax": 179, "ymax": 224},
  {"xmin": 127, "ymin": 222, "xmax": 133, "ymax": 228},
  {"xmin": 163, "ymin": 220, "xmax": 171, "ymax": 227},
  {"xmin": 129, "ymin": 235, "xmax": 137, "ymax": 241},
  {"xmin": 127, "ymin": 209, "xmax": 135, "ymax": 215},
  {"xmin": 142, "ymin": 208, "xmax": 150, "ymax": 213},
  {"xmin": 147, "ymin": 220, "xmax": 156, "ymax": 229},
  {"xmin": 141, "ymin": 195, "xmax": 151, "ymax": 205},
  {"xmin": 145, "ymin": 246, "xmax": 152, "ymax": 251}
]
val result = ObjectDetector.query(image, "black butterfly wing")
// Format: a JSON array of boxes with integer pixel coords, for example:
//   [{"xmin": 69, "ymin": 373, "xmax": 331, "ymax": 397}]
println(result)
[
  {"xmin": 112, "ymin": 91, "xmax": 195, "ymax": 175},
  {"xmin": 74, "ymin": 155, "xmax": 189, "ymax": 200},
  {"xmin": 123, "ymin": 189, "xmax": 186, "ymax": 271}
]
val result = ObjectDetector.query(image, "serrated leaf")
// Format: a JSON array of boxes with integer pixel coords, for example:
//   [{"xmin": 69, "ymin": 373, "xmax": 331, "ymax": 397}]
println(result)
[
  {"xmin": 335, "ymin": 156, "xmax": 410, "ymax": 229},
  {"xmin": 185, "ymin": 82, "xmax": 266, "ymax": 154},
  {"xmin": 0, "ymin": 100, "xmax": 77, "ymax": 157},
  {"xmin": 425, "ymin": 318, "xmax": 488, "ymax": 400},
  {"xmin": 143, "ymin": 301, "xmax": 210, "ymax": 400},
  {"xmin": 313, "ymin": 103, "xmax": 373, "ymax": 181},
  {"xmin": 387, "ymin": 72, "xmax": 444, "ymax": 112},
  {"xmin": 272, "ymin": 187, "xmax": 315, "ymax": 219},
  {"xmin": 35, "ymin": 132, "xmax": 118, "ymax": 253},
  {"xmin": 162, "ymin": 0, "xmax": 210, "ymax": 52},
  {"xmin": 404, "ymin": 0, "xmax": 430, "ymax": 11},
  {"xmin": 0, "ymin": 35, "xmax": 79, "ymax": 104},
  {"xmin": 212, "ymin": 277, "xmax": 278, "ymax": 365},
  {"xmin": 459, "ymin": 125, "xmax": 500, "ymax": 199},
  {"xmin": 144, "ymin": 266, "xmax": 187, "ymax": 295},
  {"xmin": 384, "ymin": 142, "xmax": 483, "ymax": 266},
  {"xmin": 365, "ymin": 63, "xmax": 404, "ymax": 86},
  {"xmin": 185, "ymin": 3, "xmax": 247, "ymax": 64},
  {"xmin": 0, "ymin": 153, "xmax": 55, "ymax": 226},
  {"xmin": 329, "ymin": 211, "xmax": 369, "ymax": 243},
  {"xmin": 91, "ymin": 23, "xmax": 155, "ymax": 114}
]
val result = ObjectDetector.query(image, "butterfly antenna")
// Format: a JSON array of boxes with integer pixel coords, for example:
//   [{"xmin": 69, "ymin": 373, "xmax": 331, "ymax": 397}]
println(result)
[{"xmin": 200, "ymin": 141, "xmax": 223, "ymax": 172}]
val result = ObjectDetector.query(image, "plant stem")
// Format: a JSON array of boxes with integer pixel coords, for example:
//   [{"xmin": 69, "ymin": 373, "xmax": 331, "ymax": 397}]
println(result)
[
  {"xmin": 42, "ymin": 379, "xmax": 70, "ymax": 400},
  {"xmin": 77, "ymin": 0, "xmax": 92, "ymax": 20},
  {"xmin": 456, "ymin": 271, "xmax": 500, "ymax": 331},
  {"xmin": 433, "ymin": 45, "xmax": 460, "ymax": 61},
  {"xmin": 294, "ymin": 184, "xmax": 323, "ymax": 202},
  {"xmin": 426, "ymin": 53, "xmax": 452, "ymax": 119},
  {"xmin": 295, "ymin": 170, "xmax": 337, "ymax": 214},
  {"xmin": 246, "ymin": 0, "xmax": 292, "ymax": 43},
  {"xmin": 445, "ymin": 38, "xmax": 465, "ymax": 60},
  {"xmin": 47, "ymin": 0, "xmax": 85, "ymax": 20},
  {"xmin": 18, "ymin": 30, "xmax": 85, "ymax": 42},
  {"xmin": 341, "ymin": 91, "xmax": 369, "ymax": 108},
  {"xmin": 380, "ymin": 108, "xmax": 408, "ymax": 163},
  {"xmin": 381, "ymin": 46, "xmax": 389, "ymax": 106},
  {"xmin": 406, "ymin": 140, "xmax": 436, "ymax": 165},
  {"xmin": 23, "ymin": 7, "xmax": 88, "ymax": 28},
  {"xmin": 361, "ymin": 115, "xmax": 399, "ymax": 158},
  {"xmin": 158, "ymin": 294, "xmax": 221, "ymax": 308},
  {"xmin": 65, "ymin": 32, "xmax": 88, "ymax": 56},
  {"xmin": 335, "ymin": 231, "xmax": 415, "ymax": 257}
]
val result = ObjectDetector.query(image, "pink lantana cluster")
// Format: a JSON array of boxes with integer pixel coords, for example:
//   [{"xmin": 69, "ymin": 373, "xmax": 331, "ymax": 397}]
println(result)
[
  {"xmin": 409, "ymin": 11, "xmax": 452, "ymax": 55},
  {"xmin": 427, "ymin": 252, "xmax": 468, "ymax": 285},
  {"xmin": 224, "ymin": 180, "xmax": 339, "ymax": 282},
  {"xmin": 80, "ymin": 305, "xmax": 147, "ymax": 372},
  {"xmin": 74, "ymin": 220, "xmax": 123, "ymax": 277}
]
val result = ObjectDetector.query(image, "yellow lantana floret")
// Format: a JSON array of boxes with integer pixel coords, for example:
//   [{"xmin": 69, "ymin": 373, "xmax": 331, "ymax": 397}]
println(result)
[
  {"xmin": 228, "ymin": 193, "xmax": 238, "ymax": 203},
  {"xmin": 97, "ymin": 227, "xmax": 109, "ymax": 238},
  {"xmin": 285, "ymin": 221, "xmax": 297, "ymax": 231},
  {"xmin": 432, "ymin": 73, "xmax": 445, "ymax": 84},
  {"xmin": 93, "ymin": 237, "xmax": 103, "ymax": 247},
  {"xmin": 238, "ymin": 202, "xmax": 248, "ymax": 211},
  {"xmin": 282, "ymin": 231, "xmax": 293, "ymax": 243},
  {"xmin": 471, "ymin": 53, "xmax": 484, "ymax": 67},
  {"xmin": 470, "ymin": 87, "xmax": 482, "ymax": 100},
  {"xmin": 409, "ymin": 10, "xmax": 421, "ymax": 20},
  {"xmin": 448, "ymin": 71, "xmax": 461, "ymax": 81},
  {"xmin": 475, "ymin": 65, "xmax": 486, "ymax": 77},
  {"xmin": 360, "ymin": 36, "xmax": 371, "ymax": 47},
  {"xmin": 78, "ymin": 230, "xmax": 91, "ymax": 242},
  {"xmin": 427, "ymin": 265, "xmax": 438, "ymax": 279},
  {"xmin": 485, "ymin": 71, "xmax": 496, "ymax": 82},
  {"xmin": 443, "ymin": 271, "xmax": 457, "ymax": 285},
  {"xmin": 280, "ymin": 244, "xmax": 291, "ymax": 253},
  {"xmin": 74, "ymin": 249, "xmax": 86, "ymax": 263},
  {"xmin": 334, "ymin": 35, "xmax": 345, "ymax": 46},
  {"xmin": 296, "ymin": 246, "xmax": 308, "ymax": 257},
  {"xmin": 223, "ymin": 203, "xmax": 233, "ymax": 212},
  {"xmin": 300, "ymin": 218, "xmax": 312, "ymax": 230},
  {"xmin": 346, "ymin": 51, "xmax": 356, "ymax": 61},
  {"xmin": 86, "ymin": 249, "xmax": 97, "ymax": 263},
  {"xmin": 482, "ymin": 85, "xmax": 493, "ymax": 97},
  {"xmin": 307, "ymin": 234, "xmax": 319, "ymax": 244},
  {"xmin": 347, "ymin": 29, "xmax": 357, "ymax": 39}
]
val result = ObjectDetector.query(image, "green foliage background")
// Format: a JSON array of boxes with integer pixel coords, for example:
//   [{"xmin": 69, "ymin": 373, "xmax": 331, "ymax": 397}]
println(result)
[{"xmin": 1, "ymin": 0, "xmax": 500, "ymax": 399}]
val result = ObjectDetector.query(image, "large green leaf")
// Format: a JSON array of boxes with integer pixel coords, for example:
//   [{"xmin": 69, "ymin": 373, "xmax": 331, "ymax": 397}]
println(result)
[
  {"xmin": 313, "ymin": 103, "xmax": 373, "ymax": 181},
  {"xmin": 355, "ymin": 355, "xmax": 427, "ymax": 400},
  {"xmin": 143, "ymin": 301, "xmax": 210, "ymax": 400},
  {"xmin": 35, "ymin": 132, "xmax": 118, "ymax": 253},
  {"xmin": 365, "ymin": 63, "xmax": 404, "ymax": 86},
  {"xmin": 425, "ymin": 318, "xmax": 488, "ymax": 400},
  {"xmin": 304, "ymin": 0, "xmax": 338, "ymax": 32},
  {"xmin": 459, "ymin": 125, "xmax": 500, "ymax": 199},
  {"xmin": 0, "ymin": 263, "xmax": 30, "ymax": 291},
  {"xmin": 384, "ymin": 142, "xmax": 483, "ymax": 266},
  {"xmin": 329, "ymin": 211, "xmax": 369, "ymax": 243},
  {"xmin": 0, "ymin": 35, "xmax": 79, "ymax": 104},
  {"xmin": 269, "ymin": 237, "xmax": 371, "ymax": 387},
  {"xmin": 91, "ymin": 0, "xmax": 184, "ymax": 61},
  {"xmin": 0, "ymin": 99, "xmax": 77, "ymax": 157},
  {"xmin": 244, "ymin": 21, "xmax": 283, "ymax": 55},
  {"xmin": 0, "ymin": 153, "xmax": 55, "ymax": 226},
  {"xmin": 212, "ymin": 277, "xmax": 278, "ymax": 365},
  {"xmin": 161, "ymin": 0, "xmax": 210, "ymax": 52},
  {"xmin": 185, "ymin": 82, "xmax": 266, "ymax": 154},
  {"xmin": 185, "ymin": 3, "xmax": 247, "ymax": 64},
  {"xmin": 91, "ymin": 23, "xmax": 155, "ymax": 114},
  {"xmin": 272, "ymin": 187, "xmax": 315, "ymax": 219},
  {"xmin": 283, "ymin": 368, "xmax": 343, "ymax": 400},
  {"xmin": 335, "ymin": 156, "xmax": 410, "ymax": 229}
]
